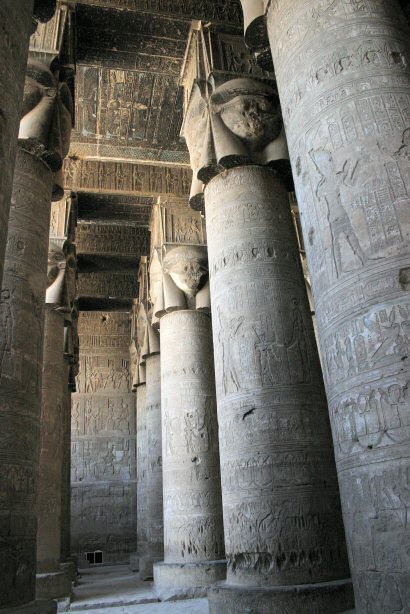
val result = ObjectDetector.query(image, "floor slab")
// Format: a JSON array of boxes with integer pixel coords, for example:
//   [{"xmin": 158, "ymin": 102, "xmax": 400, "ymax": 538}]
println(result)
[{"xmin": 69, "ymin": 565, "xmax": 209, "ymax": 613}]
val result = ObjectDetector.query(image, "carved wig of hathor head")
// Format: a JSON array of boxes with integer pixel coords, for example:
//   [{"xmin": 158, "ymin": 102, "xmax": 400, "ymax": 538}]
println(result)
[
  {"xmin": 19, "ymin": 58, "xmax": 73, "ymax": 172},
  {"xmin": 183, "ymin": 77, "xmax": 289, "ymax": 209}
]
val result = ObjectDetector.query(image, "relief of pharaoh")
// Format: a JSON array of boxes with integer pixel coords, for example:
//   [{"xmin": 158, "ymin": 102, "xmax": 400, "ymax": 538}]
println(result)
[
  {"xmin": 19, "ymin": 58, "xmax": 73, "ymax": 173},
  {"xmin": 183, "ymin": 77, "xmax": 289, "ymax": 208},
  {"xmin": 153, "ymin": 246, "xmax": 211, "ymax": 318}
]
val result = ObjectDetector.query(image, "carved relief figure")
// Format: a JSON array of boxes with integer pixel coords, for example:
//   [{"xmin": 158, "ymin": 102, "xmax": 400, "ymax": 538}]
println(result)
[
  {"xmin": 310, "ymin": 149, "xmax": 366, "ymax": 277},
  {"xmin": 286, "ymin": 298, "xmax": 311, "ymax": 383},
  {"xmin": 218, "ymin": 308, "xmax": 244, "ymax": 394},
  {"xmin": 0, "ymin": 289, "xmax": 13, "ymax": 375},
  {"xmin": 184, "ymin": 406, "xmax": 210, "ymax": 454}
]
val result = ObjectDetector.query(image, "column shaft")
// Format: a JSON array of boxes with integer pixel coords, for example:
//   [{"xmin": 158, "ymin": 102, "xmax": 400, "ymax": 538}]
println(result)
[
  {"xmin": 0, "ymin": 0, "xmax": 34, "ymax": 286},
  {"xmin": 136, "ymin": 383, "xmax": 147, "ymax": 563},
  {"xmin": 139, "ymin": 354, "xmax": 163, "ymax": 580},
  {"xmin": 267, "ymin": 2, "xmax": 410, "ymax": 611},
  {"xmin": 60, "ymin": 364, "xmax": 74, "ymax": 575},
  {"xmin": 0, "ymin": 148, "xmax": 53, "ymax": 608},
  {"xmin": 36, "ymin": 307, "xmax": 71, "ymax": 600},
  {"xmin": 205, "ymin": 166, "xmax": 352, "ymax": 613},
  {"xmin": 154, "ymin": 310, "xmax": 226, "ymax": 600}
]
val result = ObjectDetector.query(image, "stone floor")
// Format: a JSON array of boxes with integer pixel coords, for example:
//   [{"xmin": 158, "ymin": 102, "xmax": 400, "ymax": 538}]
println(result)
[
  {"xmin": 69, "ymin": 565, "xmax": 209, "ymax": 613},
  {"xmin": 68, "ymin": 565, "xmax": 356, "ymax": 613}
]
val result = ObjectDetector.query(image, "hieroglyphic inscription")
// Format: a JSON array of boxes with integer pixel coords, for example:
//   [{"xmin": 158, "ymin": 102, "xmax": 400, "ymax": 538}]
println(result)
[
  {"xmin": 75, "ymin": 0, "xmax": 242, "ymax": 24},
  {"xmin": 160, "ymin": 311, "xmax": 224, "ymax": 566},
  {"xmin": 75, "ymin": 65, "xmax": 186, "ymax": 146},
  {"xmin": 268, "ymin": 1, "xmax": 410, "ymax": 609},
  {"xmin": 76, "ymin": 223, "xmax": 150, "ymax": 256},
  {"xmin": 205, "ymin": 166, "xmax": 349, "ymax": 588},
  {"xmin": 63, "ymin": 158, "xmax": 192, "ymax": 196},
  {"xmin": 77, "ymin": 273, "xmax": 137, "ymax": 299},
  {"xmin": 71, "ymin": 312, "xmax": 137, "ymax": 563}
]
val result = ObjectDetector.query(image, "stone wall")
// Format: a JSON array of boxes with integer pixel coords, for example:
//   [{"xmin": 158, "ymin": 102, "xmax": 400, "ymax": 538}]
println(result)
[{"xmin": 71, "ymin": 311, "xmax": 137, "ymax": 564}]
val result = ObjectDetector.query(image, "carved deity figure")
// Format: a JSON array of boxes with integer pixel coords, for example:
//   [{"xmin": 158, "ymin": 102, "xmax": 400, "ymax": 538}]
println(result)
[
  {"xmin": 19, "ymin": 58, "xmax": 73, "ymax": 172},
  {"xmin": 183, "ymin": 77, "xmax": 288, "ymax": 208},
  {"xmin": 163, "ymin": 245, "xmax": 208, "ymax": 298},
  {"xmin": 152, "ymin": 245, "xmax": 211, "ymax": 319},
  {"xmin": 309, "ymin": 149, "xmax": 366, "ymax": 277},
  {"xmin": 0, "ymin": 289, "xmax": 13, "ymax": 376}
]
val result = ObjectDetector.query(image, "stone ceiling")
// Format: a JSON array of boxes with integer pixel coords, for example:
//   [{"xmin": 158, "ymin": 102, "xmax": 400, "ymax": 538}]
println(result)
[
  {"xmin": 70, "ymin": 1, "xmax": 243, "ymax": 165},
  {"xmin": 32, "ymin": 0, "xmax": 244, "ymax": 310}
]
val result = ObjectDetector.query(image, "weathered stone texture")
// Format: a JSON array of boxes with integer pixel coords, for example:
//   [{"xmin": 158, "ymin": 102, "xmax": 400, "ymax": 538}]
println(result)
[
  {"xmin": 154, "ymin": 310, "xmax": 225, "ymax": 599},
  {"xmin": 71, "ymin": 312, "xmax": 137, "ymax": 564},
  {"xmin": 205, "ymin": 166, "xmax": 352, "ymax": 611},
  {"xmin": 64, "ymin": 158, "xmax": 192, "ymax": 197},
  {"xmin": 36, "ymin": 306, "xmax": 72, "ymax": 601},
  {"xmin": 60, "ymin": 364, "xmax": 72, "ymax": 563},
  {"xmin": 0, "ymin": 0, "xmax": 34, "ymax": 286},
  {"xmin": 267, "ymin": 1, "xmax": 410, "ymax": 611},
  {"xmin": 37, "ymin": 308, "xmax": 65, "ymax": 573},
  {"xmin": 136, "ymin": 383, "xmax": 148, "ymax": 560},
  {"xmin": 139, "ymin": 353, "xmax": 163, "ymax": 579},
  {"xmin": 0, "ymin": 148, "xmax": 53, "ymax": 608}
]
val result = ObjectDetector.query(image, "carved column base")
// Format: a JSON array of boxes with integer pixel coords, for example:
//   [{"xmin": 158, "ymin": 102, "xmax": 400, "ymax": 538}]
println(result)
[
  {"xmin": 154, "ymin": 560, "xmax": 227, "ymax": 601},
  {"xmin": 35, "ymin": 570, "xmax": 71, "ymax": 601},
  {"xmin": 139, "ymin": 556, "xmax": 163, "ymax": 581},
  {"xmin": 59, "ymin": 560, "xmax": 77, "ymax": 585},
  {"xmin": 0, "ymin": 601, "xmax": 57, "ymax": 614},
  {"xmin": 208, "ymin": 579, "xmax": 354, "ymax": 614}
]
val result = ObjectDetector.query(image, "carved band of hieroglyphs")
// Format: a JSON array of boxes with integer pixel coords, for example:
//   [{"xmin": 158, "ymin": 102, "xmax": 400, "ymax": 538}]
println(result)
[
  {"xmin": 204, "ymin": 166, "xmax": 349, "ymax": 594},
  {"xmin": 76, "ymin": 0, "xmax": 242, "ymax": 23},
  {"xmin": 77, "ymin": 273, "xmax": 138, "ymax": 298},
  {"xmin": 64, "ymin": 158, "xmax": 192, "ymax": 196},
  {"xmin": 267, "ymin": 2, "xmax": 410, "ymax": 611},
  {"xmin": 76, "ymin": 224, "xmax": 150, "ymax": 256}
]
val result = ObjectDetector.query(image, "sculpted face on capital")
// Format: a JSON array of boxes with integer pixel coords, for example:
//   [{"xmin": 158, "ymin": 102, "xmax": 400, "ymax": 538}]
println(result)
[
  {"xmin": 217, "ymin": 93, "xmax": 282, "ymax": 152},
  {"xmin": 163, "ymin": 246, "xmax": 208, "ymax": 298}
]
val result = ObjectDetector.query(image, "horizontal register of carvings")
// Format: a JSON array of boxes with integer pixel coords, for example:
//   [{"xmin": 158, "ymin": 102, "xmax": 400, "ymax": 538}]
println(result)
[{"xmin": 63, "ymin": 158, "xmax": 192, "ymax": 197}]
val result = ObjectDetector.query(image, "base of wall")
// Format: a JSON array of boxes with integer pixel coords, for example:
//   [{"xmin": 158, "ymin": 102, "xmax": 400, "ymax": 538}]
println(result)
[
  {"xmin": 208, "ymin": 578, "xmax": 354, "ymax": 614},
  {"xmin": 154, "ymin": 560, "xmax": 227, "ymax": 601},
  {"xmin": 139, "ymin": 556, "xmax": 162, "ymax": 581},
  {"xmin": 0, "ymin": 600, "xmax": 57, "ymax": 614},
  {"xmin": 36, "ymin": 570, "xmax": 72, "ymax": 601}
]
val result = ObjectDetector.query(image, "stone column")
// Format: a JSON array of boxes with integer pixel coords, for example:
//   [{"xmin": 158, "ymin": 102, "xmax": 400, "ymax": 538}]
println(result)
[
  {"xmin": 263, "ymin": 2, "xmax": 410, "ymax": 611},
  {"xmin": 183, "ymin": 77, "xmax": 353, "ymax": 613},
  {"xmin": 36, "ymin": 243, "xmax": 74, "ymax": 604},
  {"xmin": 59, "ymin": 355, "xmax": 75, "ymax": 582},
  {"xmin": 154, "ymin": 309, "xmax": 226, "ymax": 600},
  {"xmin": 150, "ymin": 238, "xmax": 225, "ymax": 600},
  {"xmin": 139, "ymin": 351, "xmax": 164, "ymax": 580},
  {"xmin": 0, "ymin": 0, "xmax": 56, "ymax": 287},
  {"xmin": 135, "ymin": 379, "xmax": 147, "ymax": 571},
  {"xmin": 36, "ymin": 306, "xmax": 71, "ymax": 603},
  {"xmin": 0, "ymin": 58, "xmax": 71, "ymax": 612}
]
